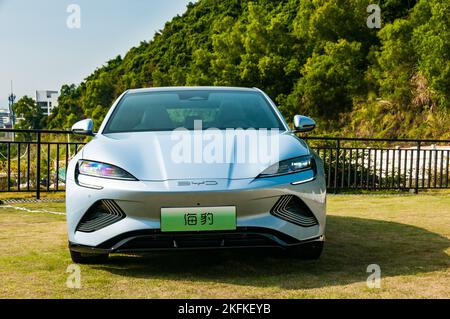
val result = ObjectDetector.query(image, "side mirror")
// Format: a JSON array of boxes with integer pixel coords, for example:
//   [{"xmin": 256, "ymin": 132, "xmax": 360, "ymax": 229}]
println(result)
[
  {"xmin": 71, "ymin": 119, "xmax": 94, "ymax": 135},
  {"xmin": 293, "ymin": 115, "xmax": 316, "ymax": 132}
]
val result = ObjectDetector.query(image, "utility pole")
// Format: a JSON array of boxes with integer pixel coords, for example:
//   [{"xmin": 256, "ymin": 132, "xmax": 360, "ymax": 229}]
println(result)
[
  {"xmin": 7, "ymin": 80, "xmax": 16, "ymax": 141},
  {"xmin": 8, "ymin": 80, "xmax": 16, "ymax": 125}
]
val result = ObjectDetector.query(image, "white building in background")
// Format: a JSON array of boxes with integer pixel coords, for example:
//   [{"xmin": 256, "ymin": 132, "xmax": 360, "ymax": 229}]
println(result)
[
  {"xmin": 36, "ymin": 90, "xmax": 59, "ymax": 116},
  {"xmin": 0, "ymin": 109, "xmax": 11, "ymax": 128}
]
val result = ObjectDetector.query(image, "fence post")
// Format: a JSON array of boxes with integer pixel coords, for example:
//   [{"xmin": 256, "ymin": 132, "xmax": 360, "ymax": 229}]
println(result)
[
  {"xmin": 36, "ymin": 131, "xmax": 41, "ymax": 200},
  {"xmin": 334, "ymin": 139, "xmax": 340, "ymax": 194},
  {"xmin": 7, "ymin": 143, "xmax": 11, "ymax": 191},
  {"xmin": 414, "ymin": 141, "xmax": 421, "ymax": 194}
]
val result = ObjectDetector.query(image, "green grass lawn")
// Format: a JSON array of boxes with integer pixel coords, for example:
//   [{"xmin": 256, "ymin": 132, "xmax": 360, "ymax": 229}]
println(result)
[{"xmin": 0, "ymin": 194, "xmax": 448, "ymax": 298}]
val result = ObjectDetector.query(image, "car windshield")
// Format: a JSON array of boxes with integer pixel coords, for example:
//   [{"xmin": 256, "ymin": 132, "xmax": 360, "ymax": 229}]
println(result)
[{"xmin": 103, "ymin": 90, "xmax": 285, "ymax": 133}]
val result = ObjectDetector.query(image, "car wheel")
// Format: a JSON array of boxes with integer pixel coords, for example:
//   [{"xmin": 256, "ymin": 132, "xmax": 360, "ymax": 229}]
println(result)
[
  {"xmin": 69, "ymin": 249, "xmax": 109, "ymax": 264},
  {"xmin": 287, "ymin": 241, "xmax": 324, "ymax": 260}
]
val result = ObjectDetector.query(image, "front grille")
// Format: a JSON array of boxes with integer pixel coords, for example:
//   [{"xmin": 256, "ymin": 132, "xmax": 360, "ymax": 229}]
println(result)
[
  {"xmin": 270, "ymin": 195, "xmax": 318, "ymax": 227},
  {"xmin": 76, "ymin": 200, "xmax": 125, "ymax": 233},
  {"xmin": 117, "ymin": 233, "xmax": 275, "ymax": 251},
  {"xmin": 96, "ymin": 227, "xmax": 301, "ymax": 251}
]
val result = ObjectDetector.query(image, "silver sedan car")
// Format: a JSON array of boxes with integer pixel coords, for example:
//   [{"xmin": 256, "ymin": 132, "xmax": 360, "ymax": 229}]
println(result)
[{"xmin": 66, "ymin": 87, "xmax": 326, "ymax": 263}]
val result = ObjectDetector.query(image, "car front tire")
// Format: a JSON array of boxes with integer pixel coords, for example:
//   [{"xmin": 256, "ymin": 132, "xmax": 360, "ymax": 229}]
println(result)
[
  {"xmin": 69, "ymin": 249, "xmax": 109, "ymax": 264},
  {"xmin": 287, "ymin": 241, "xmax": 324, "ymax": 260}
]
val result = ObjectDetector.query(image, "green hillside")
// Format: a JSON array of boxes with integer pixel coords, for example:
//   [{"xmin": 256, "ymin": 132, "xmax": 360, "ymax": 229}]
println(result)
[{"xmin": 47, "ymin": 0, "xmax": 450, "ymax": 138}]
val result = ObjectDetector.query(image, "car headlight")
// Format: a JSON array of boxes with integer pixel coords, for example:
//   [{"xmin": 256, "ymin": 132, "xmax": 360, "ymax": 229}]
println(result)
[
  {"xmin": 258, "ymin": 155, "xmax": 315, "ymax": 178},
  {"xmin": 77, "ymin": 160, "xmax": 137, "ymax": 181}
]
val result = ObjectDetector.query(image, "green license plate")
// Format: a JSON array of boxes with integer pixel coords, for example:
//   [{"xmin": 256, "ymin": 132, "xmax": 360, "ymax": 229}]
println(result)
[{"xmin": 160, "ymin": 206, "xmax": 236, "ymax": 232}]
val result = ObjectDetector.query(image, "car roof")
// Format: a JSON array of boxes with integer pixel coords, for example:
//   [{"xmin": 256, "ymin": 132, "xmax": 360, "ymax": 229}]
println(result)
[{"xmin": 126, "ymin": 86, "xmax": 260, "ymax": 94}]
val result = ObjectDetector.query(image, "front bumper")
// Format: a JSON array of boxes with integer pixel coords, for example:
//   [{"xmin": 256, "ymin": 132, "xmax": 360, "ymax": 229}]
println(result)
[
  {"xmin": 69, "ymin": 229, "xmax": 325, "ymax": 254},
  {"xmin": 66, "ymin": 167, "xmax": 326, "ymax": 250}
]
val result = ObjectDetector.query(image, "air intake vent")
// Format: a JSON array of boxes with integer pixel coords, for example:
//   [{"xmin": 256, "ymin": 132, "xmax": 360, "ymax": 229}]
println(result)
[
  {"xmin": 270, "ymin": 195, "xmax": 318, "ymax": 227},
  {"xmin": 76, "ymin": 200, "xmax": 125, "ymax": 233}
]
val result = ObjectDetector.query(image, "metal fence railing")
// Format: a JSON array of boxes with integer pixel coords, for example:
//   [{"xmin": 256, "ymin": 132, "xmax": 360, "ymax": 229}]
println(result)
[
  {"xmin": 303, "ymin": 136, "xmax": 450, "ymax": 193},
  {"xmin": 0, "ymin": 129, "xmax": 86, "ymax": 199},
  {"xmin": 1, "ymin": 129, "xmax": 449, "ymax": 198}
]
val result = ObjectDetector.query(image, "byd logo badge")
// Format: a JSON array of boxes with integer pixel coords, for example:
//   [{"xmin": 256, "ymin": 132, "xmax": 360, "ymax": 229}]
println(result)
[{"xmin": 177, "ymin": 181, "xmax": 218, "ymax": 186}]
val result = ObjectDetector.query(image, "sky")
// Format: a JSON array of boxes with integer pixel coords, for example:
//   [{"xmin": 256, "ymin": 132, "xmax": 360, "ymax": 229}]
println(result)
[{"xmin": 0, "ymin": 0, "xmax": 194, "ymax": 110}]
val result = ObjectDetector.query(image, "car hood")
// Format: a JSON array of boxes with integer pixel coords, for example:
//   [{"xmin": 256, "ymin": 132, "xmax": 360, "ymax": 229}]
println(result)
[{"xmin": 81, "ymin": 131, "xmax": 310, "ymax": 181}]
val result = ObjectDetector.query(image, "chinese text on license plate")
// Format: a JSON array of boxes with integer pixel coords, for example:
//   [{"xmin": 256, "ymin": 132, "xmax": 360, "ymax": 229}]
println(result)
[{"xmin": 160, "ymin": 206, "xmax": 236, "ymax": 232}]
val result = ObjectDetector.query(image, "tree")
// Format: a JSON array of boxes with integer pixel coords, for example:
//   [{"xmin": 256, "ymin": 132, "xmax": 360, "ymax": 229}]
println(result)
[
  {"xmin": 47, "ymin": 84, "xmax": 84, "ymax": 129},
  {"xmin": 284, "ymin": 40, "xmax": 365, "ymax": 127},
  {"xmin": 12, "ymin": 96, "xmax": 44, "ymax": 130},
  {"xmin": 46, "ymin": 0, "xmax": 448, "ymax": 139}
]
